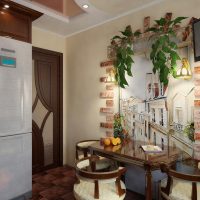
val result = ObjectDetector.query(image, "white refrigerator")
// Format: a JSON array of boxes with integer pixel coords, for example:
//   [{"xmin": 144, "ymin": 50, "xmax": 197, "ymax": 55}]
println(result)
[{"xmin": 0, "ymin": 36, "xmax": 32, "ymax": 200}]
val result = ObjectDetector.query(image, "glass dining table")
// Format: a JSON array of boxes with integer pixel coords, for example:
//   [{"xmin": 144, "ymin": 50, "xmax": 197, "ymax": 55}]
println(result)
[{"xmin": 89, "ymin": 139, "xmax": 200, "ymax": 200}]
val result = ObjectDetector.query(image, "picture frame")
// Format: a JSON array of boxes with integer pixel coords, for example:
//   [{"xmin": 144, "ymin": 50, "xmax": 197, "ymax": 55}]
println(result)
[{"xmin": 192, "ymin": 18, "xmax": 200, "ymax": 62}]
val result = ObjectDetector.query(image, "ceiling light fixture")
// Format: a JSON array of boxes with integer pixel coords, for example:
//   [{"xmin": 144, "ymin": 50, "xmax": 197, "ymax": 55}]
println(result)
[
  {"xmin": 82, "ymin": 4, "xmax": 89, "ymax": 9},
  {"xmin": 4, "ymin": 4, "xmax": 9, "ymax": 8}
]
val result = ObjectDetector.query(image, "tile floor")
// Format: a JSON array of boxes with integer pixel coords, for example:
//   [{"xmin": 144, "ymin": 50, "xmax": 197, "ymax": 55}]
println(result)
[{"xmin": 31, "ymin": 165, "xmax": 145, "ymax": 200}]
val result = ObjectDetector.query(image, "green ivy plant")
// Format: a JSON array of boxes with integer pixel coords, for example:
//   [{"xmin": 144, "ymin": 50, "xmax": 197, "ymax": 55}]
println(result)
[
  {"xmin": 184, "ymin": 122, "xmax": 195, "ymax": 142},
  {"xmin": 148, "ymin": 17, "xmax": 187, "ymax": 85},
  {"xmin": 111, "ymin": 25, "xmax": 141, "ymax": 88}
]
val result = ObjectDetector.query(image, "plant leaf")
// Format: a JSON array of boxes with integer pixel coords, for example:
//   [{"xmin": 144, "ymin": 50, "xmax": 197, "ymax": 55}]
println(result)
[
  {"xmin": 146, "ymin": 27, "xmax": 159, "ymax": 33},
  {"xmin": 134, "ymin": 30, "xmax": 142, "ymax": 37},
  {"xmin": 173, "ymin": 17, "xmax": 188, "ymax": 25},
  {"xmin": 112, "ymin": 35, "xmax": 122, "ymax": 40},
  {"xmin": 169, "ymin": 41, "xmax": 177, "ymax": 49},
  {"xmin": 155, "ymin": 18, "xmax": 166, "ymax": 26},
  {"xmin": 127, "ymin": 46, "xmax": 134, "ymax": 55}
]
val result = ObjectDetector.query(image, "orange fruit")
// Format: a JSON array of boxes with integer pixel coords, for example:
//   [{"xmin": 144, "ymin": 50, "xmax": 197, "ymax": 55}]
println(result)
[
  {"xmin": 116, "ymin": 137, "xmax": 121, "ymax": 145},
  {"xmin": 104, "ymin": 138, "xmax": 111, "ymax": 146},
  {"xmin": 112, "ymin": 145, "xmax": 121, "ymax": 152},
  {"xmin": 111, "ymin": 138, "xmax": 118, "ymax": 146}
]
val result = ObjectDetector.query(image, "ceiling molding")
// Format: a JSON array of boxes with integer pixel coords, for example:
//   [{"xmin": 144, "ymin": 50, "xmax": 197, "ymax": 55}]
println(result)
[
  {"xmin": 65, "ymin": 0, "xmax": 165, "ymax": 38},
  {"xmin": 12, "ymin": 0, "xmax": 166, "ymax": 37}
]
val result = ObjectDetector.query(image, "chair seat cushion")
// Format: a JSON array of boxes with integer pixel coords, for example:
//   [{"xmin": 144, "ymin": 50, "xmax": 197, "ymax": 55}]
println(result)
[
  {"xmin": 161, "ymin": 178, "xmax": 200, "ymax": 200},
  {"xmin": 74, "ymin": 180, "xmax": 126, "ymax": 200}
]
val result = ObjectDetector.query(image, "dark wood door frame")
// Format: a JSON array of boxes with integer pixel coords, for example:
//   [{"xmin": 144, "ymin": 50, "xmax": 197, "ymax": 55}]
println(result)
[{"xmin": 32, "ymin": 46, "xmax": 63, "ymax": 169}]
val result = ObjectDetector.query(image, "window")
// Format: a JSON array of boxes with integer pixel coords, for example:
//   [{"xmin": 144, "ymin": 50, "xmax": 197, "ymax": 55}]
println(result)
[
  {"xmin": 154, "ymin": 132, "xmax": 156, "ymax": 145},
  {"xmin": 145, "ymin": 121, "xmax": 147, "ymax": 137},
  {"xmin": 161, "ymin": 138, "xmax": 164, "ymax": 150},
  {"xmin": 160, "ymin": 83, "xmax": 164, "ymax": 96},
  {"xmin": 152, "ymin": 108, "xmax": 156, "ymax": 122},
  {"xmin": 159, "ymin": 108, "xmax": 164, "ymax": 126},
  {"xmin": 175, "ymin": 108, "xmax": 183, "ymax": 124}
]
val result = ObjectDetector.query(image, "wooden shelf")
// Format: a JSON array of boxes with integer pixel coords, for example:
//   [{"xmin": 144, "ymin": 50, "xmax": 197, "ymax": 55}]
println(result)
[{"xmin": 0, "ymin": 0, "xmax": 42, "ymax": 43}]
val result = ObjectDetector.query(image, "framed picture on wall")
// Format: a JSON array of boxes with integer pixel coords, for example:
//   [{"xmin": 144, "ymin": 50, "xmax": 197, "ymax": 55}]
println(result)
[{"xmin": 192, "ymin": 18, "xmax": 200, "ymax": 62}]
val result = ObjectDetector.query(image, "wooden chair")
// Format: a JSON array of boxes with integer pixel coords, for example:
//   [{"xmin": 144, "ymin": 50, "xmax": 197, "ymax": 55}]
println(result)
[
  {"xmin": 159, "ymin": 163, "xmax": 200, "ymax": 200},
  {"xmin": 74, "ymin": 156, "xmax": 126, "ymax": 200},
  {"xmin": 76, "ymin": 140, "xmax": 99, "ymax": 160},
  {"xmin": 76, "ymin": 140, "xmax": 113, "ymax": 171}
]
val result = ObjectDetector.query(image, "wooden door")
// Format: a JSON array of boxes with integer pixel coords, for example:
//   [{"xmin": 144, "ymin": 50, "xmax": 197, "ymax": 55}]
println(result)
[{"xmin": 32, "ymin": 47, "xmax": 63, "ymax": 174}]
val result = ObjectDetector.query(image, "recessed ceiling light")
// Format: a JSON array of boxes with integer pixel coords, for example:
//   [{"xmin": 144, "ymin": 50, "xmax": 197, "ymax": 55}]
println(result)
[
  {"xmin": 4, "ymin": 4, "xmax": 9, "ymax": 8},
  {"xmin": 82, "ymin": 4, "xmax": 89, "ymax": 9}
]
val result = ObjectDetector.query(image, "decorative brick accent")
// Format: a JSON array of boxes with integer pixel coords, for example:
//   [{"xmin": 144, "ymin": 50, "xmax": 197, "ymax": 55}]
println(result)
[
  {"xmin": 100, "ymin": 108, "xmax": 114, "ymax": 114},
  {"xmin": 195, "ymin": 132, "xmax": 200, "ymax": 140},
  {"xmin": 100, "ymin": 92, "xmax": 114, "ymax": 99},
  {"xmin": 100, "ymin": 60, "xmax": 113, "ymax": 67},
  {"xmin": 106, "ymin": 100, "xmax": 114, "ymax": 107},
  {"xmin": 100, "ymin": 122, "xmax": 113, "ymax": 129},
  {"xmin": 194, "ymin": 67, "xmax": 200, "ymax": 74},
  {"xmin": 143, "ymin": 16, "xmax": 150, "ymax": 34},
  {"xmin": 100, "ymin": 77, "xmax": 107, "ymax": 82},
  {"xmin": 195, "ymin": 100, "xmax": 200, "ymax": 107}
]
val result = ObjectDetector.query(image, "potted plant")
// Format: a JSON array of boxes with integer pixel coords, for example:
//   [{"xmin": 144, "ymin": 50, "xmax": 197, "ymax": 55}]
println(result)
[
  {"xmin": 110, "ymin": 25, "xmax": 141, "ymax": 88},
  {"xmin": 148, "ymin": 16, "xmax": 187, "ymax": 85}
]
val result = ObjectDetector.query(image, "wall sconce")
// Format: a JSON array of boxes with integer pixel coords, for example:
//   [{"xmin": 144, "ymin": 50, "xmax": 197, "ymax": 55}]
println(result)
[
  {"xmin": 176, "ymin": 58, "xmax": 192, "ymax": 79},
  {"xmin": 106, "ymin": 68, "xmax": 116, "ymax": 82}
]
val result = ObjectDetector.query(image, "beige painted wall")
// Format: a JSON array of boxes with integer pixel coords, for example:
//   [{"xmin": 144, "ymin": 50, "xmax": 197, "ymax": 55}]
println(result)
[
  {"xmin": 66, "ymin": 0, "xmax": 200, "ymax": 165},
  {"xmin": 32, "ymin": 27, "xmax": 68, "ymax": 164}
]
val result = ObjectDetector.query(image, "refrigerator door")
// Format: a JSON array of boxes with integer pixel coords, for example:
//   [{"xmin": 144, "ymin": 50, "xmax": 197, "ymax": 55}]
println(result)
[
  {"xmin": 0, "ymin": 37, "xmax": 32, "ymax": 136},
  {"xmin": 0, "ymin": 133, "xmax": 32, "ymax": 200}
]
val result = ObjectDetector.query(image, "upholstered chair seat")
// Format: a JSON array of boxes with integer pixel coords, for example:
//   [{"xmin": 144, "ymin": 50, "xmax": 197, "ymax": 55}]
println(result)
[
  {"xmin": 74, "ymin": 156, "xmax": 126, "ymax": 200},
  {"xmin": 74, "ymin": 180, "xmax": 126, "ymax": 200},
  {"xmin": 161, "ymin": 178, "xmax": 200, "ymax": 200},
  {"xmin": 160, "ymin": 163, "xmax": 200, "ymax": 200}
]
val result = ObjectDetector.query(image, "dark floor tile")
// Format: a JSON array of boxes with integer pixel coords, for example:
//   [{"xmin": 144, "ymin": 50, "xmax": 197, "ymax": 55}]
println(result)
[
  {"xmin": 31, "ymin": 165, "xmax": 145, "ymax": 200},
  {"xmin": 34, "ymin": 174, "xmax": 58, "ymax": 184},
  {"xmin": 61, "ymin": 192, "xmax": 76, "ymax": 200},
  {"xmin": 39, "ymin": 186, "xmax": 68, "ymax": 200}
]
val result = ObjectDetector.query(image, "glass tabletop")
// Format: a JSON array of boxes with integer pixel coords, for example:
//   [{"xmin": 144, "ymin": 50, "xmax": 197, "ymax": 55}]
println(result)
[{"xmin": 90, "ymin": 139, "xmax": 190, "ymax": 166}]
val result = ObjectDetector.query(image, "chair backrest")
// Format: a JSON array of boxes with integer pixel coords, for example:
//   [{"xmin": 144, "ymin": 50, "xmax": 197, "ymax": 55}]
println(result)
[
  {"xmin": 76, "ymin": 140, "xmax": 99, "ymax": 160},
  {"xmin": 160, "ymin": 163, "xmax": 200, "ymax": 200},
  {"xmin": 75, "ymin": 156, "xmax": 126, "ymax": 199}
]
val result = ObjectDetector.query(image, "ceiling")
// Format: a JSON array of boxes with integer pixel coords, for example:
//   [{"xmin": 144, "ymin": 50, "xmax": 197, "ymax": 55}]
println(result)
[{"xmin": 11, "ymin": 0, "xmax": 165, "ymax": 37}]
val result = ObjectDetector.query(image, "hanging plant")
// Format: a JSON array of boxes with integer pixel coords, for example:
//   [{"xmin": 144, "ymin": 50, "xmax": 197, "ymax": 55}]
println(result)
[
  {"xmin": 110, "ymin": 25, "xmax": 141, "ymax": 88},
  {"xmin": 148, "ymin": 16, "xmax": 187, "ymax": 85}
]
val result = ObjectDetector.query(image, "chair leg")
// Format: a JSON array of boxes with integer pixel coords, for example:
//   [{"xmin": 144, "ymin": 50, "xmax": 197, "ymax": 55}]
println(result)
[
  {"xmin": 115, "ymin": 178, "xmax": 125, "ymax": 197},
  {"xmin": 192, "ymin": 182, "xmax": 197, "ymax": 200},
  {"xmin": 94, "ymin": 180, "xmax": 99, "ymax": 199},
  {"xmin": 75, "ymin": 175, "xmax": 80, "ymax": 184}
]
